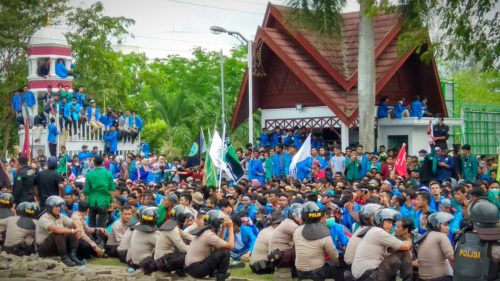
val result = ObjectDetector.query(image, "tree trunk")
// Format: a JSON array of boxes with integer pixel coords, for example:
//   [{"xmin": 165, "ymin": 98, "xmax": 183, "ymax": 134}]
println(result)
[{"xmin": 357, "ymin": 0, "xmax": 376, "ymax": 152}]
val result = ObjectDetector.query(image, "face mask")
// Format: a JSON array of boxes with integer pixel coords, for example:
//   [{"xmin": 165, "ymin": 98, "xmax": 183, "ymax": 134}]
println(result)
[{"xmin": 326, "ymin": 217, "xmax": 336, "ymax": 227}]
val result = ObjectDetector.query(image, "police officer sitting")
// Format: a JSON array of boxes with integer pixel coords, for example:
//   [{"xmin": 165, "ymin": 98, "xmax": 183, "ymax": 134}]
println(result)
[
  {"xmin": 129, "ymin": 207, "xmax": 158, "ymax": 269},
  {"xmin": 0, "ymin": 202, "xmax": 39, "ymax": 255},
  {"xmin": 249, "ymin": 211, "xmax": 283, "ymax": 274},
  {"xmin": 147, "ymin": 205, "xmax": 191, "ymax": 275},
  {"xmin": 185, "ymin": 210, "xmax": 234, "ymax": 281},
  {"xmin": 415, "ymin": 212, "xmax": 454, "ymax": 281},
  {"xmin": 36, "ymin": 195, "xmax": 84, "ymax": 267},
  {"xmin": 268, "ymin": 203, "xmax": 303, "ymax": 272},
  {"xmin": 344, "ymin": 203, "xmax": 383, "ymax": 267},
  {"xmin": 351, "ymin": 208, "xmax": 413, "ymax": 281},
  {"xmin": 0, "ymin": 193, "xmax": 15, "ymax": 246},
  {"xmin": 454, "ymin": 198, "xmax": 499, "ymax": 281},
  {"xmin": 293, "ymin": 202, "xmax": 342, "ymax": 281},
  {"xmin": 117, "ymin": 208, "xmax": 141, "ymax": 263}
]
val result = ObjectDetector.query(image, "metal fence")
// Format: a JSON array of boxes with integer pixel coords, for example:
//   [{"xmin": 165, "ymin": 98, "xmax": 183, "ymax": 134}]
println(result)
[{"xmin": 461, "ymin": 105, "xmax": 500, "ymax": 155}]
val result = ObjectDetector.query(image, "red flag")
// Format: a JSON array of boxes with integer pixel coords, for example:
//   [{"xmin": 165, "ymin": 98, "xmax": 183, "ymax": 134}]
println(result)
[
  {"xmin": 22, "ymin": 117, "xmax": 31, "ymax": 160},
  {"xmin": 394, "ymin": 143, "xmax": 407, "ymax": 176}
]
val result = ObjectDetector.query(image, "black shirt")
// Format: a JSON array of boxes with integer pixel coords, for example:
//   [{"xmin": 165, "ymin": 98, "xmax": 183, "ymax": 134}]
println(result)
[
  {"xmin": 432, "ymin": 124, "xmax": 449, "ymax": 148},
  {"xmin": 12, "ymin": 166, "xmax": 36, "ymax": 205},
  {"xmin": 34, "ymin": 169, "xmax": 62, "ymax": 209}
]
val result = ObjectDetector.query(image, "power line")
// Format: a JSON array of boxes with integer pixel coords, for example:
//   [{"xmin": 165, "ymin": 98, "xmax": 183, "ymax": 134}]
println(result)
[{"xmin": 166, "ymin": 0, "xmax": 263, "ymax": 15}]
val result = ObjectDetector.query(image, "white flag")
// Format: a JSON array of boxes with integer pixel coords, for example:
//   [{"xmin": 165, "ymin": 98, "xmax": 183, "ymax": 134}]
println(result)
[
  {"xmin": 209, "ymin": 131, "xmax": 224, "ymax": 169},
  {"xmin": 289, "ymin": 133, "xmax": 312, "ymax": 177}
]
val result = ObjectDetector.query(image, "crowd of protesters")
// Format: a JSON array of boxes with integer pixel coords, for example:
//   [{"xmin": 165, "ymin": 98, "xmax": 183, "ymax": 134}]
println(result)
[
  {"xmin": 11, "ymin": 84, "xmax": 145, "ymax": 157},
  {"xmin": 0, "ymin": 119, "xmax": 498, "ymax": 281}
]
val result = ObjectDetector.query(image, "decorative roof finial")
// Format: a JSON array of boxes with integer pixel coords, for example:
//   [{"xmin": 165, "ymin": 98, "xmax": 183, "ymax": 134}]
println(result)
[{"xmin": 46, "ymin": 13, "xmax": 52, "ymax": 26}]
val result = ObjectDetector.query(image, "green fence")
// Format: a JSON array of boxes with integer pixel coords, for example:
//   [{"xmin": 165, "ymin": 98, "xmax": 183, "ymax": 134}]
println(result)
[{"xmin": 461, "ymin": 104, "xmax": 500, "ymax": 155}]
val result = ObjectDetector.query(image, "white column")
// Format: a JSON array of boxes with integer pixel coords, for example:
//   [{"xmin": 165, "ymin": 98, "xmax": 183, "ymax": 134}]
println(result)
[
  {"xmin": 248, "ymin": 40, "xmax": 253, "ymax": 144},
  {"xmin": 341, "ymin": 123, "xmax": 349, "ymax": 152},
  {"xmin": 49, "ymin": 58, "xmax": 56, "ymax": 76},
  {"xmin": 30, "ymin": 59, "xmax": 38, "ymax": 77}
]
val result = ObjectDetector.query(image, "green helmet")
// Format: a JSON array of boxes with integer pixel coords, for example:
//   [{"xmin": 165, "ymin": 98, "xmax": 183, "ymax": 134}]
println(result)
[
  {"xmin": 302, "ymin": 202, "xmax": 323, "ymax": 223},
  {"xmin": 470, "ymin": 198, "xmax": 499, "ymax": 228}
]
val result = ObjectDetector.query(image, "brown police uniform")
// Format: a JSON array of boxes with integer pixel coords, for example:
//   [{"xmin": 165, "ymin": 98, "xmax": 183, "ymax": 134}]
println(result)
[
  {"xmin": 185, "ymin": 229, "xmax": 226, "ymax": 266},
  {"xmin": 117, "ymin": 227, "xmax": 133, "ymax": 263},
  {"xmin": 36, "ymin": 212, "xmax": 78, "ymax": 257},
  {"xmin": 129, "ymin": 229, "xmax": 157, "ymax": 266},
  {"xmin": 344, "ymin": 226, "xmax": 367, "ymax": 265},
  {"xmin": 293, "ymin": 225, "xmax": 339, "ymax": 272},
  {"xmin": 0, "ymin": 216, "xmax": 36, "ymax": 255},
  {"xmin": 268, "ymin": 218, "xmax": 299, "ymax": 252},
  {"xmin": 106, "ymin": 219, "xmax": 127, "ymax": 256},
  {"xmin": 154, "ymin": 226, "xmax": 188, "ymax": 259},
  {"xmin": 250, "ymin": 226, "xmax": 273, "ymax": 265},
  {"xmin": 417, "ymin": 231, "xmax": 454, "ymax": 280}
]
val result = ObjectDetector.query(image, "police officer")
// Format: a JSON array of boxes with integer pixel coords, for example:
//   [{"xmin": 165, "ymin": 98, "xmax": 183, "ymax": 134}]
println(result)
[
  {"xmin": 12, "ymin": 155, "xmax": 36, "ymax": 206},
  {"xmin": 34, "ymin": 156, "xmax": 63, "ymax": 209},
  {"xmin": 249, "ymin": 211, "xmax": 283, "ymax": 274},
  {"xmin": 415, "ymin": 212, "xmax": 454, "ymax": 281},
  {"xmin": 0, "ymin": 202, "xmax": 39, "ymax": 255},
  {"xmin": 0, "ymin": 193, "xmax": 15, "ymax": 246},
  {"xmin": 185, "ymin": 210, "xmax": 234, "ymax": 281},
  {"xmin": 129, "ymin": 206, "xmax": 158, "ymax": 269},
  {"xmin": 118, "ymin": 208, "xmax": 142, "ymax": 263},
  {"xmin": 351, "ymin": 208, "xmax": 413, "ymax": 281},
  {"xmin": 344, "ymin": 203, "xmax": 383, "ymax": 266},
  {"xmin": 268, "ymin": 203, "xmax": 303, "ymax": 273},
  {"xmin": 106, "ymin": 205, "xmax": 133, "ymax": 257},
  {"xmin": 293, "ymin": 202, "xmax": 342, "ymax": 280},
  {"xmin": 36, "ymin": 195, "xmax": 83, "ymax": 267},
  {"xmin": 149, "ymin": 205, "xmax": 191, "ymax": 275},
  {"xmin": 454, "ymin": 198, "xmax": 499, "ymax": 280}
]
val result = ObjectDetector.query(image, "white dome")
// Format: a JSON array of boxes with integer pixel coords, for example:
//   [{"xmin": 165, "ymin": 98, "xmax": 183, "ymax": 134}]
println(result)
[{"xmin": 29, "ymin": 26, "xmax": 69, "ymax": 47}]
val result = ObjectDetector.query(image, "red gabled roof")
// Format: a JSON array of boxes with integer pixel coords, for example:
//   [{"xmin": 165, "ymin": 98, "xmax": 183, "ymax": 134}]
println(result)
[{"xmin": 231, "ymin": 3, "xmax": 445, "ymax": 130}]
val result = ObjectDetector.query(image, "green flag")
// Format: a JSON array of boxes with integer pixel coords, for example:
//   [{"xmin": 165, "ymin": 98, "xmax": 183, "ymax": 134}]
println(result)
[
  {"xmin": 56, "ymin": 155, "xmax": 67, "ymax": 175},
  {"xmin": 203, "ymin": 130, "xmax": 217, "ymax": 188},
  {"xmin": 223, "ymin": 137, "xmax": 244, "ymax": 182}
]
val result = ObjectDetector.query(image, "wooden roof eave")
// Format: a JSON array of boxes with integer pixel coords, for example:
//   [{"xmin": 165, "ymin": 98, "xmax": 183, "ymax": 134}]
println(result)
[{"xmin": 230, "ymin": 68, "xmax": 248, "ymax": 131}]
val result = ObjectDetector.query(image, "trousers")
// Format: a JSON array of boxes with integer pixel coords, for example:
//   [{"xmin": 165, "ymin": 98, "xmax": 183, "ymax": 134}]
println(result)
[
  {"xmin": 38, "ymin": 233, "xmax": 78, "ymax": 257},
  {"xmin": 88, "ymin": 206, "xmax": 108, "ymax": 228},
  {"xmin": 156, "ymin": 252, "xmax": 187, "ymax": 272},
  {"xmin": 354, "ymin": 251, "xmax": 413, "ymax": 281},
  {"xmin": 297, "ymin": 264, "xmax": 345, "ymax": 281},
  {"xmin": 185, "ymin": 249, "xmax": 230, "ymax": 278}
]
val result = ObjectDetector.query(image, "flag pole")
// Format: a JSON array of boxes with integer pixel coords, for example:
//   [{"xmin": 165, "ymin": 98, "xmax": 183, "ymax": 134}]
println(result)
[{"xmin": 218, "ymin": 49, "xmax": 225, "ymax": 194}]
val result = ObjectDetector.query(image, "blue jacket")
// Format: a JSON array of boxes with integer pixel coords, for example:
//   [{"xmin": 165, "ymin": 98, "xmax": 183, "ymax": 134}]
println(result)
[
  {"xmin": 141, "ymin": 143, "xmax": 150, "ymax": 157},
  {"xmin": 360, "ymin": 154, "xmax": 370, "ymax": 178},
  {"xmin": 410, "ymin": 100, "xmax": 423, "ymax": 119},
  {"xmin": 78, "ymin": 151, "xmax": 93, "ymax": 162},
  {"xmin": 21, "ymin": 91, "xmax": 36, "ymax": 108},
  {"xmin": 99, "ymin": 114, "xmax": 114, "ymax": 127},
  {"xmin": 48, "ymin": 123, "xmax": 59, "ymax": 143},
  {"xmin": 236, "ymin": 204, "xmax": 258, "ymax": 222},
  {"xmin": 87, "ymin": 107, "xmax": 101, "ymax": 123},
  {"xmin": 312, "ymin": 156, "xmax": 329, "ymax": 170},
  {"xmin": 329, "ymin": 222, "xmax": 350, "ymax": 254},
  {"xmin": 394, "ymin": 102, "xmax": 406, "ymax": 119},
  {"xmin": 64, "ymin": 102, "xmax": 80, "ymax": 121},
  {"xmin": 272, "ymin": 152, "xmax": 291, "ymax": 178},
  {"xmin": 259, "ymin": 133, "xmax": 269, "ymax": 147},
  {"xmin": 270, "ymin": 132, "xmax": 279, "ymax": 148},
  {"xmin": 293, "ymin": 133, "xmax": 302, "ymax": 148},
  {"xmin": 75, "ymin": 92, "xmax": 85, "ymax": 107},
  {"xmin": 248, "ymin": 158, "xmax": 264, "ymax": 184},
  {"xmin": 239, "ymin": 225, "xmax": 257, "ymax": 252},
  {"xmin": 377, "ymin": 101, "xmax": 390, "ymax": 119},
  {"xmin": 11, "ymin": 94, "xmax": 22, "ymax": 113},
  {"xmin": 103, "ymin": 131, "xmax": 118, "ymax": 154},
  {"xmin": 436, "ymin": 155, "xmax": 454, "ymax": 182},
  {"xmin": 297, "ymin": 159, "xmax": 311, "ymax": 182},
  {"xmin": 129, "ymin": 115, "xmax": 143, "ymax": 132},
  {"xmin": 429, "ymin": 195, "xmax": 446, "ymax": 212},
  {"xmin": 341, "ymin": 202, "xmax": 361, "ymax": 231},
  {"xmin": 56, "ymin": 62, "xmax": 69, "ymax": 78}
]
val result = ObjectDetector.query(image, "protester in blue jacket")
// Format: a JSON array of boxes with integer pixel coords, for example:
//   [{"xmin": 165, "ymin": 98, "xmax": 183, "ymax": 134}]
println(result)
[
  {"xmin": 103, "ymin": 126, "xmax": 118, "ymax": 154},
  {"xmin": 230, "ymin": 216, "xmax": 257, "ymax": 261},
  {"xmin": 394, "ymin": 98, "xmax": 409, "ymax": 119},
  {"xmin": 259, "ymin": 128, "xmax": 269, "ymax": 148},
  {"xmin": 377, "ymin": 96, "xmax": 390, "ymax": 119},
  {"xmin": 140, "ymin": 140, "xmax": 150, "ymax": 157},
  {"xmin": 47, "ymin": 118, "xmax": 59, "ymax": 157},
  {"xmin": 410, "ymin": 96, "xmax": 423, "ymax": 119},
  {"xmin": 55, "ymin": 59, "xmax": 75, "ymax": 78},
  {"xmin": 248, "ymin": 151, "xmax": 265, "ymax": 185},
  {"xmin": 236, "ymin": 195, "xmax": 258, "ymax": 222},
  {"xmin": 272, "ymin": 144, "xmax": 291, "ymax": 180}
]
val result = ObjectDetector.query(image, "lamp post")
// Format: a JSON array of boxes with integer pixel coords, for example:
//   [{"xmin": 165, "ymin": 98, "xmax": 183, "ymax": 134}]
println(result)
[{"xmin": 210, "ymin": 26, "xmax": 253, "ymax": 145}]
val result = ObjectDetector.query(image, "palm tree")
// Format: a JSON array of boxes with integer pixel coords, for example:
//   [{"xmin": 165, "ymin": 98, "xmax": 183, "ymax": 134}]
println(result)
[{"xmin": 286, "ymin": 0, "xmax": 376, "ymax": 151}]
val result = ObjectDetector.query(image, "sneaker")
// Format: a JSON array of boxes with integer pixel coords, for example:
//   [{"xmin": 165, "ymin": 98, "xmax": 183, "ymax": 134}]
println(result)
[{"xmin": 228, "ymin": 260, "xmax": 245, "ymax": 269}]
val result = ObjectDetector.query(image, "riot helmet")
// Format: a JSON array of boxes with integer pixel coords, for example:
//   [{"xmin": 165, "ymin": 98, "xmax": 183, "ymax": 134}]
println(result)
[
  {"xmin": 17, "ymin": 202, "xmax": 40, "ymax": 218},
  {"xmin": 0, "ymin": 193, "xmax": 14, "ymax": 208},
  {"xmin": 374, "ymin": 208, "xmax": 400, "ymax": 227},
  {"xmin": 288, "ymin": 203, "xmax": 303, "ymax": 223},
  {"xmin": 45, "ymin": 195, "xmax": 65, "ymax": 217},
  {"xmin": 427, "ymin": 212, "xmax": 454, "ymax": 232},
  {"xmin": 203, "ymin": 210, "xmax": 228, "ymax": 230},
  {"xmin": 470, "ymin": 198, "xmax": 499, "ymax": 229},
  {"xmin": 359, "ymin": 203, "xmax": 383, "ymax": 226},
  {"xmin": 170, "ymin": 205, "xmax": 193, "ymax": 225},
  {"xmin": 134, "ymin": 207, "xmax": 158, "ymax": 232},
  {"xmin": 302, "ymin": 202, "xmax": 323, "ymax": 223}
]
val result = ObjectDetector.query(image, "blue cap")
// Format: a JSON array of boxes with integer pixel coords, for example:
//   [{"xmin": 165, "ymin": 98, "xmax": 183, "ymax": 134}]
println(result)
[{"xmin": 418, "ymin": 186, "xmax": 430, "ymax": 193}]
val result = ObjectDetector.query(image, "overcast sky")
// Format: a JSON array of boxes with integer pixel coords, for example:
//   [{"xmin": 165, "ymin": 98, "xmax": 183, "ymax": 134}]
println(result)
[{"xmin": 68, "ymin": 0, "xmax": 360, "ymax": 58}]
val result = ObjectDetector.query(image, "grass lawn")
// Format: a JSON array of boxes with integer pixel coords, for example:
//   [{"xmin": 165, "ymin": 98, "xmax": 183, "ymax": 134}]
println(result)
[{"xmin": 87, "ymin": 258, "xmax": 273, "ymax": 280}]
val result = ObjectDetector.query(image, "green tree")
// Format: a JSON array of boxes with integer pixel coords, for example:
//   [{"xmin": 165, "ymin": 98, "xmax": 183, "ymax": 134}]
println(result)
[
  {"xmin": 286, "ymin": 0, "xmax": 499, "ymax": 151},
  {"xmin": 0, "ymin": 0, "xmax": 67, "ymax": 157}
]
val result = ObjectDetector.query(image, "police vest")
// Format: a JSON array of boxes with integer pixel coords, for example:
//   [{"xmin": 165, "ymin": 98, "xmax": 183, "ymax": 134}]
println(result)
[{"xmin": 453, "ymin": 232, "xmax": 499, "ymax": 281}]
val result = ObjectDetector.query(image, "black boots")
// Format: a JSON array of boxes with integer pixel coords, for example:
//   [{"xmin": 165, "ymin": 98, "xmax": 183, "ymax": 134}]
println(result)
[
  {"xmin": 61, "ymin": 255, "xmax": 77, "ymax": 267},
  {"xmin": 215, "ymin": 272, "xmax": 230, "ymax": 281},
  {"xmin": 69, "ymin": 249, "xmax": 85, "ymax": 266}
]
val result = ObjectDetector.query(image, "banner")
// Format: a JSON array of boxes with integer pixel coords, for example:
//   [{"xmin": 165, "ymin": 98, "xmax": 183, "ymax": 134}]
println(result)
[
  {"xmin": 186, "ymin": 129, "xmax": 206, "ymax": 168},
  {"xmin": 203, "ymin": 130, "xmax": 218, "ymax": 188},
  {"xmin": 209, "ymin": 131, "xmax": 224, "ymax": 169},
  {"xmin": 223, "ymin": 137, "xmax": 244, "ymax": 182},
  {"xmin": 394, "ymin": 143, "xmax": 407, "ymax": 176},
  {"xmin": 289, "ymin": 133, "xmax": 312, "ymax": 177}
]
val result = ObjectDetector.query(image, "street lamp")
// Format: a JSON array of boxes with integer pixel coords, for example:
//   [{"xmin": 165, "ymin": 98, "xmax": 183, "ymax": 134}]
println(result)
[{"xmin": 210, "ymin": 25, "xmax": 254, "ymax": 145}]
